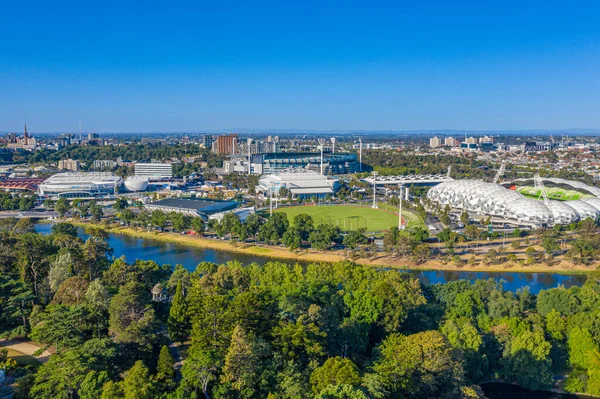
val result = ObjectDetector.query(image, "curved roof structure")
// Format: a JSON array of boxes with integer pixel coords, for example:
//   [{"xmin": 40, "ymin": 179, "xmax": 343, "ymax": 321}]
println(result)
[
  {"xmin": 508, "ymin": 177, "xmax": 600, "ymax": 197},
  {"xmin": 427, "ymin": 179, "xmax": 600, "ymax": 226}
]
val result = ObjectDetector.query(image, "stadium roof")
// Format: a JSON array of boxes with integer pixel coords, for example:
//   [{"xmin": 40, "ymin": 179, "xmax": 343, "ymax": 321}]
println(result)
[
  {"xmin": 427, "ymin": 179, "xmax": 600, "ymax": 226},
  {"xmin": 147, "ymin": 198, "xmax": 238, "ymax": 215}
]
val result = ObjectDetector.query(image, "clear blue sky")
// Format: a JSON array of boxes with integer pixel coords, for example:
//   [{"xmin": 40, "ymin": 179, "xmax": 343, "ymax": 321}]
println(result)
[{"xmin": 1, "ymin": 0, "xmax": 600, "ymax": 132}]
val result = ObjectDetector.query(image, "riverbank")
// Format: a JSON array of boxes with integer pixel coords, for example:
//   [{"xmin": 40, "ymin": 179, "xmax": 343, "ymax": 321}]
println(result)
[{"xmin": 65, "ymin": 220, "xmax": 595, "ymax": 276}]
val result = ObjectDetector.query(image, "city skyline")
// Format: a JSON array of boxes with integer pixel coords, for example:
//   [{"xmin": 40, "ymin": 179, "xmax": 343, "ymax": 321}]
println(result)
[{"xmin": 2, "ymin": 1, "xmax": 600, "ymax": 132}]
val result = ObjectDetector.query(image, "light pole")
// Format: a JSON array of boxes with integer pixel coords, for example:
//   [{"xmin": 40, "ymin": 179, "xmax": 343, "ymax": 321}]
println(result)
[
  {"xmin": 371, "ymin": 172, "xmax": 379, "ymax": 209},
  {"xmin": 359, "ymin": 138, "xmax": 363, "ymax": 172},
  {"xmin": 247, "ymin": 138, "xmax": 252, "ymax": 175},
  {"xmin": 398, "ymin": 184, "xmax": 404, "ymax": 229},
  {"xmin": 318, "ymin": 138, "xmax": 325, "ymax": 175},
  {"xmin": 269, "ymin": 182, "xmax": 273, "ymax": 216}
]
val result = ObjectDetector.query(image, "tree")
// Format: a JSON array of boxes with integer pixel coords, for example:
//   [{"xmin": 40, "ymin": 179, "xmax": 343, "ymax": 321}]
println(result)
[
  {"xmin": 258, "ymin": 213, "xmax": 289, "ymax": 244},
  {"xmin": 29, "ymin": 349, "xmax": 89, "ymax": 399},
  {"xmin": 119, "ymin": 209, "xmax": 136, "ymax": 226},
  {"xmin": 293, "ymin": 213, "xmax": 314, "ymax": 241},
  {"xmin": 372, "ymin": 331, "xmax": 466, "ymax": 398},
  {"xmin": 412, "ymin": 243, "xmax": 431, "ymax": 264},
  {"xmin": 108, "ymin": 282, "xmax": 157, "ymax": 347},
  {"xmin": 343, "ymin": 229, "xmax": 367, "ymax": 250},
  {"xmin": 53, "ymin": 276, "xmax": 89, "ymax": 305},
  {"xmin": 150, "ymin": 210, "xmax": 167, "ymax": 230},
  {"xmin": 122, "ymin": 361, "xmax": 154, "ymax": 399},
  {"xmin": 282, "ymin": 226, "xmax": 302, "ymax": 251},
  {"xmin": 168, "ymin": 281, "xmax": 190, "ymax": 344},
  {"xmin": 52, "ymin": 222, "xmax": 78, "ymax": 237},
  {"xmin": 114, "ymin": 197, "xmax": 128, "ymax": 211},
  {"xmin": 156, "ymin": 345, "xmax": 175, "ymax": 388},
  {"xmin": 49, "ymin": 252, "xmax": 74, "ymax": 293},
  {"xmin": 221, "ymin": 325, "xmax": 262, "ymax": 395},
  {"xmin": 460, "ymin": 211, "xmax": 470, "ymax": 226},
  {"xmin": 55, "ymin": 197, "xmax": 69, "ymax": 217},
  {"xmin": 310, "ymin": 357, "xmax": 361, "ymax": 394},
  {"xmin": 191, "ymin": 217, "xmax": 205, "ymax": 235},
  {"xmin": 181, "ymin": 345, "xmax": 220, "ymax": 399},
  {"xmin": 315, "ymin": 384, "xmax": 369, "ymax": 399},
  {"xmin": 568, "ymin": 327, "xmax": 598, "ymax": 370},
  {"xmin": 79, "ymin": 371, "xmax": 110, "ymax": 399}
]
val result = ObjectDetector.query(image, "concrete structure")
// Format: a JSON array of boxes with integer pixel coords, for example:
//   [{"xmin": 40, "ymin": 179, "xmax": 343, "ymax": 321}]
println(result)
[
  {"xmin": 144, "ymin": 198, "xmax": 253, "ymax": 221},
  {"xmin": 250, "ymin": 152, "xmax": 358, "ymax": 175},
  {"xmin": 429, "ymin": 137, "xmax": 442, "ymax": 148},
  {"xmin": 38, "ymin": 172, "xmax": 123, "ymax": 199},
  {"xmin": 6, "ymin": 124, "xmax": 37, "ymax": 150},
  {"xmin": 257, "ymin": 169, "xmax": 339, "ymax": 199},
  {"xmin": 58, "ymin": 159, "xmax": 81, "ymax": 172},
  {"xmin": 0, "ymin": 178, "xmax": 44, "ymax": 193},
  {"xmin": 444, "ymin": 137, "xmax": 459, "ymax": 146},
  {"xmin": 92, "ymin": 160, "xmax": 117, "ymax": 170},
  {"xmin": 427, "ymin": 179, "xmax": 600, "ymax": 227},
  {"xmin": 363, "ymin": 173, "xmax": 453, "ymax": 186},
  {"xmin": 202, "ymin": 134, "xmax": 214, "ymax": 149},
  {"xmin": 134, "ymin": 163, "xmax": 173, "ymax": 178},
  {"xmin": 124, "ymin": 176, "xmax": 150, "ymax": 192}
]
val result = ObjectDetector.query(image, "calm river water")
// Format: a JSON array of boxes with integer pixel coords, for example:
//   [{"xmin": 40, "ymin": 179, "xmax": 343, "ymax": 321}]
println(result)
[{"xmin": 35, "ymin": 223, "xmax": 587, "ymax": 294}]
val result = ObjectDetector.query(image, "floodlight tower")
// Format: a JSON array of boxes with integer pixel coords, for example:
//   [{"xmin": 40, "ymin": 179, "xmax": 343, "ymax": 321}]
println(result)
[
  {"xmin": 398, "ymin": 184, "xmax": 404, "ymax": 229},
  {"xmin": 371, "ymin": 171, "xmax": 379, "ymax": 209},
  {"xmin": 318, "ymin": 138, "xmax": 326, "ymax": 175},
  {"xmin": 330, "ymin": 137, "xmax": 336, "ymax": 154},
  {"xmin": 359, "ymin": 138, "xmax": 363, "ymax": 172},
  {"xmin": 247, "ymin": 138, "xmax": 253, "ymax": 175}
]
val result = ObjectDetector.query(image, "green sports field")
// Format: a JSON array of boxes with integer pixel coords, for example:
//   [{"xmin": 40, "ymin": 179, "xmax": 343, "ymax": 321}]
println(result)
[
  {"xmin": 275, "ymin": 204, "xmax": 425, "ymax": 232},
  {"xmin": 517, "ymin": 186, "xmax": 594, "ymax": 201}
]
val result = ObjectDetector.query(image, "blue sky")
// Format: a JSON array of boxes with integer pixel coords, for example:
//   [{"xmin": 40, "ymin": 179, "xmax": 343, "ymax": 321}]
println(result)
[{"xmin": 1, "ymin": 0, "xmax": 600, "ymax": 132}]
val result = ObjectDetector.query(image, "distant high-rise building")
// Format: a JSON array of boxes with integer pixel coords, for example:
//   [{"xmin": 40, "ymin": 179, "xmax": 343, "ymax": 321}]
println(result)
[
  {"xmin": 479, "ymin": 135, "xmax": 494, "ymax": 144},
  {"xmin": 212, "ymin": 134, "xmax": 238, "ymax": 155},
  {"xmin": 465, "ymin": 137, "xmax": 478, "ymax": 145},
  {"xmin": 134, "ymin": 163, "xmax": 173, "ymax": 178},
  {"xmin": 444, "ymin": 137, "xmax": 458, "ymax": 146},
  {"xmin": 58, "ymin": 159, "xmax": 81, "ymax": 172},
  {"xmin": 429, "ymin": 137, "xmax": 442, "ymax": 148},
  {"xmin": 202, "ymin": 134, "xmax": 214, "ymax": 149}
]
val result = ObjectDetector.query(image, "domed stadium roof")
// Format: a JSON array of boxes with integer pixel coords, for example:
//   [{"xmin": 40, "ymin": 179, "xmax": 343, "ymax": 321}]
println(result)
[{"xmin": 427, "ymin": 179, "xmax": 600, "ymax": 226}]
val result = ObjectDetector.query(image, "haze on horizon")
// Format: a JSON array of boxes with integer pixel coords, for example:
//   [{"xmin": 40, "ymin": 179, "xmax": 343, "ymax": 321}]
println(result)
[{"xmin": 2, "ymin": 0, "xmax": 600, "ymax": 133}]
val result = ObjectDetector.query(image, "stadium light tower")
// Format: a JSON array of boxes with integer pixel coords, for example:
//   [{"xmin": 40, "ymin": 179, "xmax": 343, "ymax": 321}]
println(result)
[
  {"xmin": 359, "ymin": 138, "xmax": 363, "ymax": 172},
  {"xmin": 247, "ymin": 138, "xmax": 253, "ymax": 175},
  {"xmin": 318, "ymin": 138, "xmax": 326, "ymax": 175},
  {"xmin": 371, "ymin": 171, "xmax": 379, "ymax": 209},
  {"xmin": 330, "ymin": 137, "xmax": 336, "ymax": 154},
  {"xmin": 398, "ymin": 184, "xmax": 404, "ymax": 229}
]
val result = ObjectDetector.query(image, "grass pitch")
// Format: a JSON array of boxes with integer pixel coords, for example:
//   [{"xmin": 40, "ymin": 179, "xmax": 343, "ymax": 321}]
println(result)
[
  {"xmin": 275, "ymin": 204, "xmax": 424, "ymax": 232},
  {"xmin": 517, "ymin": 186, "xmax": 594, "ymax": 201}
]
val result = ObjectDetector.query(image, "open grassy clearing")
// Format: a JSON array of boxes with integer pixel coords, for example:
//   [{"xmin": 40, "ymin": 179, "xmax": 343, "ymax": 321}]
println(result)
[
  {"xmin": 275, "ymin": 204, "xmax": 425, "ymax": 232},
  {"xmin": 4, "ymin": 348, "xmax": 41, "ymax": 366}
]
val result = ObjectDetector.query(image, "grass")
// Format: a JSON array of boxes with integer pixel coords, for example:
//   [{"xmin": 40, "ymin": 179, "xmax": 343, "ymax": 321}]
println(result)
[
  {"xmin": 517, "ymin": 186, "xmax": 594, "ymax": 201},
  {"xmin": 4, "ymin": 348, "xmax": 41, "ymax": 366},
  {"xmin": 275, "ymin": 204, "xmax": 425, "ymax": 232}
]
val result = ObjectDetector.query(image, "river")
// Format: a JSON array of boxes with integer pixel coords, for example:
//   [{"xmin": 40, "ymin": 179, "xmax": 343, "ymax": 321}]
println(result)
[{"xmin": 34, "ymin": 223, "xmax": 587, "ymax": 294}]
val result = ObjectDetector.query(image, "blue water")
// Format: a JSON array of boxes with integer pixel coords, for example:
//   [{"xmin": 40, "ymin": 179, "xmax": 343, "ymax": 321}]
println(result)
[{"xmin": 35, "ymin": 223, "xmax": 587, "ymax": 293}]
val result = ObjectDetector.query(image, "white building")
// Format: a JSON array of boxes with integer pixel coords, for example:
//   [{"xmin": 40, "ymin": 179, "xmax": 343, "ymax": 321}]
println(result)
[
  {"xmin": 134, "ymin": 163, "xmax": 173, "ymax": 178},
  {"xmin": 429, "ymin": 137, "xmax": 442, "ymax": 148},
  {"xmin": 38, "ymin": 172, "xmax": 123, "ymax": 199},
  {"xmin": 444, "ymin": 137, "xmax": 459, "ymax": 147},
  {"xmin": 257, "ymin": 169, "xmax": 339, "ymax": 199}
]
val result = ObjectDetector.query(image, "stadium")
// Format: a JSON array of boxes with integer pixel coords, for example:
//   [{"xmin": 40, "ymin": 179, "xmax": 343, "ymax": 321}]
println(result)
[
  {"xmin": 38, "ymin": 172, "xmax": 123, "ymax": 199},
  {"xmin": 427, "ymin": 179, "xmax": 600, "ymax": 227},
  {"xmin": 257, "ymin": 169, "xmax": 340, "ymax": 199}
]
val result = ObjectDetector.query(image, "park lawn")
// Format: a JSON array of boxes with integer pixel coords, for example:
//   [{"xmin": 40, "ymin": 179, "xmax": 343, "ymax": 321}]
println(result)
[
  {"xmin": 5, "ymin": 348, "xmax": 41, "ymax": 366},
  {"xmin": 275, "ymin": 204, "xmax": 424, "ymax": 232}
]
